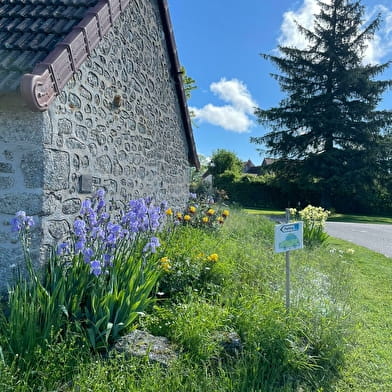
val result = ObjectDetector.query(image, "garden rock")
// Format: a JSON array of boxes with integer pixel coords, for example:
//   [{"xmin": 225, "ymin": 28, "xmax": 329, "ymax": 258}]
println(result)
[
  {"xmin": 213, "ymin": 331, "xmax": 243, "ymax": 357},
  {"xmin": 112, "ymin": 329, "xmax": 178, "ymax": 367}
]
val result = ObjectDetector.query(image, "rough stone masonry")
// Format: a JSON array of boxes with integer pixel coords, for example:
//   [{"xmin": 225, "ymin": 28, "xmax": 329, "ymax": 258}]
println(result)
[{"xmin": 0, "ymin": 0, "xmax": 192, "ymax": 293}]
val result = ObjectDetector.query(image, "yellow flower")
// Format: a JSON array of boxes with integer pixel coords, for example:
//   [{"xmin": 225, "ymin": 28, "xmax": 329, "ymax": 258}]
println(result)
[
  {"xmin": 218, "ymin": 217, "xmax": 224, "ymax": 224},
  {"xmin": 176, "ymin": 212, "xmax": 183, "ymax": 220},
  {"xmin": 222, "ymin": 210, "xmax": 229, "ymax": 217},
  {"xmin": 346, "ymin": 249, "xmax": 355, "ymax": 255},
  {"xmin": 188, "ymin": 206, "xmax": 197, "ymax": 214},
  {"xmin": 165, "ymin": 208, "xmax": 173, "ymax": 216},
  {"xmin": 202, "ymin": 216, "xmax": 209, "ymax": 223},
  {"xmin": 207, "ymin": 208, "xmax": 215, "ymax": 216},
  {"xmin": 207, "ymin": 253, "xmax": 219, "ymax": 262},
  {"xmin": 184, "ymin": 214, "xmax": 191, "ymax": 221},
  {"xmin": 288, "ymin": 208, "xmax": 297, "ymax": 216},
  {"xmin": 160, "ymin": 257, "xmax": 171, "ymax": 272}
]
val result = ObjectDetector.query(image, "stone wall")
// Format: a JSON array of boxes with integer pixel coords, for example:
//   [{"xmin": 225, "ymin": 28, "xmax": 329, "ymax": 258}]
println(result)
[
  {"xmin": 0, "ymin": 0, "xmax": 193, "ymax": 292},
  {"xmin": 0, "ymin": 93, "xmax": 46, "ymax": 289}
]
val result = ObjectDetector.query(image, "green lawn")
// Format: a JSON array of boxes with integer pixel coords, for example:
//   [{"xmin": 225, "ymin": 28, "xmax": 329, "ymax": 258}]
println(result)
[
  {"xmin": 244, "ymin": 207, "xmax": 284, "ymax": 216},
  {"xmin": 244, "ymin": 207, "xmax": 392, "ymax": 224},
  {"xmin": 328, "ymin": 213, "xmax": 392, "ymax": 224},
  {"xmin": 328, "ymin": 238, "xmax": 392, "ymax": 391}
]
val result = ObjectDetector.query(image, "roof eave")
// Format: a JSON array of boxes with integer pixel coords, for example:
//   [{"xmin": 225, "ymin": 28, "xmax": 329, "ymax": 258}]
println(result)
[
  {"xmin": 157, "ymin": 0, "xmax": 200, "ymax": 170},
  {"xmin": 20, "ymin": 0, "xmax": 130, "ymax": 112},
  {"xmin": 19, "ymin": 0, "xmax": 199, "ymax": 169}
]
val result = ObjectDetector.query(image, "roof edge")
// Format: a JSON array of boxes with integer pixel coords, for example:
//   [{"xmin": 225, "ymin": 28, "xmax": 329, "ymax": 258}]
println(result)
[
  {"xmin": 19, "ymin": 0, "xmax": 199, "ymax": 169},
  {"xmin": 20, "ymin": 0, "xmax": 130, "ymax": 112},
  {"xmin": 157, "ymin": 0, "xmax": 200, "ymax": 170}
]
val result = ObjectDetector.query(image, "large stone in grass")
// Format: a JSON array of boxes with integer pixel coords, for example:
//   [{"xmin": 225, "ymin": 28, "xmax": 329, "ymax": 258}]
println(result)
[
  {"xmin": 112, "ymin": 329, "xmax": 178, "ymax": 367},
  {"xmin": 213, "ymin": 331, "xmax": 243, "ymax": 357}
]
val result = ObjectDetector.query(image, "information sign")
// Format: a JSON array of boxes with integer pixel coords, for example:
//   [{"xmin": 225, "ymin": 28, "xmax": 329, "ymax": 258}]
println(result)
[{"xmin": 274, "ymin": 222, "xmax": 303, "ymax": 253}]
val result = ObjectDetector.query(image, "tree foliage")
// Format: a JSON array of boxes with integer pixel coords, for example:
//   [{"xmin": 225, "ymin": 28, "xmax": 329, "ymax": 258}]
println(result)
[
  {"xmin": 209, "ymin": 149, "xmax": 243, "ymax": 177},
  {"xmin": 180, "ymin": 66, "xmax": 197, "ymax": 100},
  {"xmin": 252, "ymin": 0, "xmax": 392, "ymax": 209}
]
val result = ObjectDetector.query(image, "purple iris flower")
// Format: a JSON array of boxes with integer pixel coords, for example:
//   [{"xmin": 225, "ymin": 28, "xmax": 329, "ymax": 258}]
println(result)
[
  {"xmin": 10, "ymin": 211, "xmax": 35, "ymax": 232},
  {"xmin": 97, "ymin": 199, "xmax": 106, "ymax": 210},
  {"xmin": 103, "ymin": 253, "xmax": 113, "ymax": 266},
  {"xmin": 108, "ymin": 223, "xmax": 122, "ymax": 235},
  {"xmin": 74, "ymin": 219, "xmax": 86, "ymax": 236},
  {"xmin": 81, "ymin": 199, "xmax": 92, "ymax": 210},
  {"xmin": 25, "ymin": 216, "xmax": 35, "ymax": 227},
  {"xmin": 82, "ymin": 247, "xmax": 94, "ymax": 263},
  {"xmin": 57, "ymin": 242, "xmax": 70, "ymax": 255},
  {"xmin": 143, "ymin": 236, "xmax": 160, "ymax": 253},
  {"xmin": 10, "ymin": 217, "xmax": 22, "ymax": 233},
  {"xmin": 88, "ymin": 212, "xmax": 98, "ymax": 226},
  {"xmin": 75, "ymin": 239, "xmax": 86, "ymax": 252},
  {"xmin": 91, "ymin": 226, "xmax": 105, "ymax": 240},
  {"xmin": 90, "ymin": 260, "xmax": 102, "ymax": 276},
  {"xmin": 106, "ymin": 233, "xmax": 117, "ymax": 245},
  {"xmin": 96, "ymin": 188, "xmax": 105, "ymax": 199},
  {"xmin": 98, "ymin": 212, "xmax": 110, "ymax": 225},
  {"xmin": 15, "ymin": 211, "xmax": 26, "ymax": 219}
]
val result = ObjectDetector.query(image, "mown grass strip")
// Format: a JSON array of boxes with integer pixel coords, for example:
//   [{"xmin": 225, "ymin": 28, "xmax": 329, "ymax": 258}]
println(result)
[
  {"xmin": 328, "ymin": 213, "xmax": 392, "ymax": 224},
  {"xmin": 245, "ymin": 206, "xmax": 392, "ymax": 225},
  {"xmin": 243, "ymin": 208, "xmax": 285, "ymax": 216},
  {"xmin": 328, "ymin": 237, "xmax": 392, "ymax": 391}
]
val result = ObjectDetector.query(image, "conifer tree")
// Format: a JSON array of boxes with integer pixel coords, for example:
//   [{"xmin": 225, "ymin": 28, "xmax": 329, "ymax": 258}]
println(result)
[{"xmin": 252, "ymin": 0, "xmax": 392, "ymax": 209}]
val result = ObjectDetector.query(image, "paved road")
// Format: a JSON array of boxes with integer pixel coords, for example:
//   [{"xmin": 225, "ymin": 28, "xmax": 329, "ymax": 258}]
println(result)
[{"xmin": 325, "ymin": 222, "xmax": 392, "ymax": 258}]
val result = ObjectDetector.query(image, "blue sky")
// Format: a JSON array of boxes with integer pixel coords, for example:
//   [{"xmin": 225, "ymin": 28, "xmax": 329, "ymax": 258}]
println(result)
[{"xmin": 167, "ymin": 0, "xmax": 392, "ymax": 165}]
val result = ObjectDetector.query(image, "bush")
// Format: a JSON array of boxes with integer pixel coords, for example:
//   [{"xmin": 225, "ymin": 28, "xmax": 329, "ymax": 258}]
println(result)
[
  {"xmin": 289, "ymin": 205, "xmax": 330, "ymax": 247},
  {"xmin": 156, "ymin": 225, "xmax": 224, "ymax": 298},
  {"xmin": 165, "ymin": 194, "xmax": 230, "ymax": 230}
]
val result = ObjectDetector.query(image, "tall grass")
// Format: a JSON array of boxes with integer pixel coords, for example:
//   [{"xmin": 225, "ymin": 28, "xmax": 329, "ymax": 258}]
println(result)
[{"xmin": 0, "ymin": 208, "xmax": 355, "ymax": 391}]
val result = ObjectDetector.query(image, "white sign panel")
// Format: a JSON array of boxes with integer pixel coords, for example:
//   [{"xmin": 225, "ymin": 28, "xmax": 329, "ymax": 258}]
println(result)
[{"xmin": 274, "ymin": 222, "xmax": 303, "ymax": 253}]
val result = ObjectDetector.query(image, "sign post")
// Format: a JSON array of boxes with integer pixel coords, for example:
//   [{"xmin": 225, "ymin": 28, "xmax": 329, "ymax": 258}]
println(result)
[
  {"xmin": 286, "ymin": 248, "xmax": 290, "ymax": 310},
  {"xmin": 274, "ymin": 209, "xmax": 303, "ymax": 311}
]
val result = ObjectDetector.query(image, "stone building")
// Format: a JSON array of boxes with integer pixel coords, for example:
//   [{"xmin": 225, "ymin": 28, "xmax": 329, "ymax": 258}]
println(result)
[{"xmin": 0, "ymin": 0, "xmax": 199, "ymax": 291}]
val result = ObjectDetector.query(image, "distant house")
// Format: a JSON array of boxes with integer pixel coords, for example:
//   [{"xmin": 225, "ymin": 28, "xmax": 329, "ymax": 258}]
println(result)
[
  {"xmin": 0, "ymin": 0, "xmax": 199, "ymax": 291},
  {"xmin": 261, "ymin": 158, "xmax": 278, "ymax": 168},
  {"xmin": 201, "ymin": 173, "xmax": 213, "ymax": 190},
  {"xmin": 243, "ymin": 159, "xmax": 261, "ymax": 175},
  {"xmin": 242, "ymin": 159, "xmax": 255, "ymax": 173}
]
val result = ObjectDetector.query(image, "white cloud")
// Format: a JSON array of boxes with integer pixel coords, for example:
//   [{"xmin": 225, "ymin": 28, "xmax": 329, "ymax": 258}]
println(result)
[
  {"xmin": 210, "ymin": 78, "xmax": 256, "ymax": 114},
  {"xmin": 278, "ymin": 0, "xmax": 325, "ymax": 49},
  {"xmin": 363, "ymin": 5, "xmax": 392, "ymax": 64},
  {"xmin": 278, "ymin": 0, "xmax": 392, "ymax": 64},
  {"xmin": 191, "ymin": 104, "xmax": 253, "ymax": 133},
  {"xmin": 191, "ymin": 78, "xmax": 257, "ymax": 133}
]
